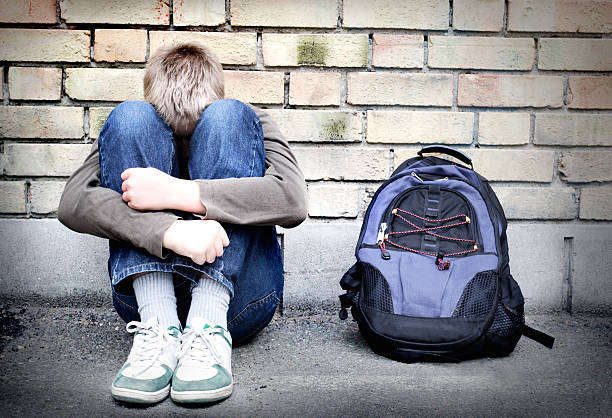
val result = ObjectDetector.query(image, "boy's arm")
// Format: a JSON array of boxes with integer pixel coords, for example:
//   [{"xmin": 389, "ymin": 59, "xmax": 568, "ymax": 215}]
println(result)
[
  {"xmin": 196, "ymin": 106, "xmax": 308, "ymax": 227},
  {"xmin": 57, "ymin": 141, "xmax": 179, "ymax": 259},
  {"xmin": 58, "ymin": 106, "xmax": 307, "ymax": 258}
]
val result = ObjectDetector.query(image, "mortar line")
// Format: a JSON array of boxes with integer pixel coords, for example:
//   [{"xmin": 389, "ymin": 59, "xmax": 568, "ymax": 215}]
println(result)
[
  {"xmin": 256, "ymin": 32, "xmax": 264, "ymax": 69},
  {"xmin": 3, "ymin": 66, "xmax": 9, "ymax": 104},
  {"xmin": 25, "ymin": 179, "xmax": 31, "ymax": 218},
  {"xmin": 423, "ymin": 33, "xmax": 429, "ymax": 72},
  {"xmin": 283, "ymin": 72, "xmax": 290, "ymax": 108},
  {"xmin": 367, "ymin": 33, "xmax": 373, "ymax": 70},
  {"xmin": 563, "ymin": 236, "xmax": 574, "ymax": 314},
  {"xmin": 502, "ymin": 0, "xmax": 509, "ymax": 36}
]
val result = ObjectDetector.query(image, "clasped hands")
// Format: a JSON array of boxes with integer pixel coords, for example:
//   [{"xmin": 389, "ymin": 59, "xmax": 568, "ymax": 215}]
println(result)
[{"xmin": 121, "ymin": 167, "xmax": 229, "ymax": 265}]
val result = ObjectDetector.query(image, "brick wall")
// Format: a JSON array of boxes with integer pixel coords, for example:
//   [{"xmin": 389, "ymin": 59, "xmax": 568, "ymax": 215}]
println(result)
[{"xmin": 0, "ymin": 0, "xmax": 611, "ymax": 311}]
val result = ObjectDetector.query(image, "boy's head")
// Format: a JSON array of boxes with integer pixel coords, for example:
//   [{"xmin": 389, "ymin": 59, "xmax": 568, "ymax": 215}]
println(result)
[{"xmin": 144, "ymin": 43, "xmax": 224, "ymax": 136}]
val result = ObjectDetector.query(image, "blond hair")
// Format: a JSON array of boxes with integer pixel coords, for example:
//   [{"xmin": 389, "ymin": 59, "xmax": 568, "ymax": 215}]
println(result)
[{"xmin": 144, "ymin": 43, "xmax": 224, "ymax": 136}]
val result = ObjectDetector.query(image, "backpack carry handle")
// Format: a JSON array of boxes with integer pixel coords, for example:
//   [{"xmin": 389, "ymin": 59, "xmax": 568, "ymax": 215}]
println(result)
[{"xmin": 418, "ymin": 145, "xmax": 473, "ymax": 169}]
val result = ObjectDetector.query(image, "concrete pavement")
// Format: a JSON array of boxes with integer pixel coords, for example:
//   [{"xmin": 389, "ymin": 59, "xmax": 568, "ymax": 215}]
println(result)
[{"xmin": 0, "ymin": 302, "xmax": 610, "ymax": 417}]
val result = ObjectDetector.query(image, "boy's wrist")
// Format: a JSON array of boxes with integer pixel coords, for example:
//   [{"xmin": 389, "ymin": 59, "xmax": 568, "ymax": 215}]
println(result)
[{"xmin": 171, "ymin": 179, "xmax": 206, "ymax": 214}]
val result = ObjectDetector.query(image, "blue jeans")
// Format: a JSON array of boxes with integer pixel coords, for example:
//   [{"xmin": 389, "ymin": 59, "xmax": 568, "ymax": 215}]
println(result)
[{"xmin": 98, "ymin": 99, "xmax": 284, "ymax": 345}]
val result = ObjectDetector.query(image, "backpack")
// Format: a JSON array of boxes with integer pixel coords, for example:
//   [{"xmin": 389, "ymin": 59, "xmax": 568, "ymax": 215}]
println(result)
[{"xmin": 339, "ymin": 145, "xmax": 554, "ymax": 363}]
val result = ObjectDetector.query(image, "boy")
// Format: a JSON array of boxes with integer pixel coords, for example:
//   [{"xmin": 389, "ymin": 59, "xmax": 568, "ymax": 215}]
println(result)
[{"xmin": 58, "ymin": 43, "xmax": 307, "ymax": 404}]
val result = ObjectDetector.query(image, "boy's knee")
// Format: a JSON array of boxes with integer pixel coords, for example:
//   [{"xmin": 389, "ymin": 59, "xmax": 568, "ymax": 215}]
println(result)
[
  {"xmin": 200, "ymin": 99, "xmax": 256, "ymax": 126},
  {"xmin": 101, "ymin": 101, "xmax": 170, "ymax": 148},
  {"xmin": 105, "ymin": 101, "xmax": 160, "ymax": 132}
]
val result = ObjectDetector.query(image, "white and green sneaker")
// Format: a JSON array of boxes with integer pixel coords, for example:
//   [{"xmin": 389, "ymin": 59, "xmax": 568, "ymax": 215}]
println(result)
[
  {"xmin": 111, "ymin": 317, "xmax": 181, "ymax": 404},
  {"xmin": 171, "ymin": 317, "xmax": 233, "ymax": 403}
]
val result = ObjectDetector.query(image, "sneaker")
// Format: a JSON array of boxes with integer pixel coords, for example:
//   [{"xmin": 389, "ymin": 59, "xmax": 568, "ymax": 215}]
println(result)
[
  {"xmin": 171, "ymin": 317, "xmax": 233, "ymax": 403},
  {"xmin": 111, "ymin": 317, "xmax": 181, "ymax": 404}
]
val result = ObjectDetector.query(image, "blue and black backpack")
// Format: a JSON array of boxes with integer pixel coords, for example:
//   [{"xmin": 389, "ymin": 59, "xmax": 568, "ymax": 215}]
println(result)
[{"xmin": 339, "ymin": 146, "xmax": 554, "ymax": 363}]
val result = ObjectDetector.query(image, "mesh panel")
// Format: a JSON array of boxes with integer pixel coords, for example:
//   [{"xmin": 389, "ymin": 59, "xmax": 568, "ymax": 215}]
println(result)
[
  {"xmin": 488, "ymin": 301, "xmax": 524, "ymax": 338},
  {"xmin": 452, "ymin": 270, "xmax": 497, "ymax": 319},
  {"xmin": 360, "ymin": 264, "xmax": 394, "ymax": 313}
]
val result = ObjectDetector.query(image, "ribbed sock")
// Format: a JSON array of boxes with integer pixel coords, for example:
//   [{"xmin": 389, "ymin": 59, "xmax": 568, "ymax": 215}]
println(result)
[
  {"xmin": 187, "ymin": 276, "xmax": 230, "ymax": 329},
  {"xmin": 132, "ymin": 271, "xmax": 181, "ymax": 330}
]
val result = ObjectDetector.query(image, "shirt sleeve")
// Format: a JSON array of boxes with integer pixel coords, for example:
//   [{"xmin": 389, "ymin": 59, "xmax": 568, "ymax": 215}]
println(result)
[
  {"xmin": 196, "ymin": 106, "xmax": 308, "ymax": 228},
  {"xmin": 57, "ymin": 140, "xmax": 180, "ymax": 259}
]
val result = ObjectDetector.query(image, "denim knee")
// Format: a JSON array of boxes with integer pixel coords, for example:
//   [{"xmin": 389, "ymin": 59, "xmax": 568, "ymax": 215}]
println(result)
[
  {"xmin": 198, "ymin": 99, "xmax": 258, "ymax": 129},
  {"xmin": 101, "ymin": 101, "xmax": 172, "ymax": 148}
]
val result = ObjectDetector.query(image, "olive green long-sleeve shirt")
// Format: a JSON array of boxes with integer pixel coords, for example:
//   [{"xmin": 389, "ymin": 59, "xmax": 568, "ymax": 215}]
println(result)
[{"xmin": 57, "ymin": 106, "xmax": 308, "ymax": 258}]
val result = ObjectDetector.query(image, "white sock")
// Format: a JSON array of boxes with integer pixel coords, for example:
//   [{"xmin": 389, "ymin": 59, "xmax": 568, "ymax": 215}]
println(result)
[
  {"xmin": 132, "ymin": 271, "xmax": 181, "ymax": 330},
  {"xmin": 187, "ymin": 276, "xmax": 230, "ymax": 329}
]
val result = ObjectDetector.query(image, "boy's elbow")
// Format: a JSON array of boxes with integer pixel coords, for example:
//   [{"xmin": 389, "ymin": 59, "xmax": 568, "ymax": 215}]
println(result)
[
  {"xmin": 282, "ymin": 188, "xmax": 308, "ymax": 228},
  {"xmin": 57, "ymin": 190, "xmax": 78, "ymax": 229}
]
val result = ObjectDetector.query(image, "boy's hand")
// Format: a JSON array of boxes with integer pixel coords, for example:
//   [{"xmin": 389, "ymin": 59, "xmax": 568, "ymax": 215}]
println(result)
[
  {"xmin": 121, "ymin": 167, "xmax": 204, "ymax": 213},
  {"xmin": 162, "ymin": 219, "xmax": 229, "ymax": 265}
]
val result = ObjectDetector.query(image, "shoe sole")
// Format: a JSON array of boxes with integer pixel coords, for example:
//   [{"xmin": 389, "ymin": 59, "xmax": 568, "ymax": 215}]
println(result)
[
  {"xmin": 111, "ymin": 384, "xmax": 170, "ymax": 404},
  {"xmin": 171, "ymin": 383, "xmax": 233, "ymax": 403}
]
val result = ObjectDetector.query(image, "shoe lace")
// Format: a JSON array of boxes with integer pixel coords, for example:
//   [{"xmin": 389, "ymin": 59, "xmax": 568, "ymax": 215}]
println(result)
[
  {"xmin": 125, "ymin": 320, "xmax": 175, "ymax": 376},
  {"xmin": 178, "ymin": 327, "xmax": 223, "ymax": 366}
]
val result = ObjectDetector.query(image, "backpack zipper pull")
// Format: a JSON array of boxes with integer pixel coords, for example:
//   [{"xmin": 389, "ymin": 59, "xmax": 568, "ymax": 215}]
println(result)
[
  {"xmin": 410, "ymin": 172, "xmax": 424, "ymax": 182},
  {"xmin": 377, "ymin": 223, "xmax": 390, "ymax": 260}
]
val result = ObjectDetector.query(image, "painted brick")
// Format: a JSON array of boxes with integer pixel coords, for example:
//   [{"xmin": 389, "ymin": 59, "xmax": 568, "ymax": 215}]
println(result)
[
  {"xmin": 559, "ymin": 152, "xmax": 612, "ymax": 183},
  {"xmin": 0, "ymin": 106, "xmax": 83, "ymax": 139},
  {"xmin": 0, "ymin": 219, "xmax": 109, "ymax": 298},
  {"xmin": 289, "ymin": 72, "xmax": 341, "ymax": 106},
  {"xmin": 224, "ymin": 71, "xmax": 284, "ymax": 104},
  {"xmin": 535, "ymin": 114, "xmax": 612, "ymax": 147},
  {"xmin": 264, "ymin": 109, "xmax": 362, "ymax": 142},
  {"xmin": 567, "ymin": 77, "xmax": 612, "ymax": 110},
  {"xmin": 262, "ymin": 34, "xmax": 368, "ymax": 68},
  {"xmin": 0, "ymin": 182, "xmax": 26, "ymax": 213},
  {"xmin": 428, "ymin": 36, "xmax": 534, "ymax": 70},
  {"xmin": 89, "ymin": 107, "xmax": 114, "ymax": 139},
  {"xmin": 395, "ymin": 149, "xmax": 554, "ymax": 182},
  {"xmin": 470, "ymin": 149, "xmax": 554, "ymax": 182},
  {"xmin": 293, "ymin": 147, "xmax": 389, "ymax": 181},
  {"xmin": 230, "ymin": 0, "xmax": 337, "ymax": 28},
  {"xmin": 60, "ymin": 0, "xmax": 170, "ymax": 24},
  {"xmin": 30, "ymin": 181, "xmax": 67, "ymax": 214},
  {"xmin": 343, "ymin": 0, "xmax": 449, "ymax": 29},
  {"xmin": 538, "ymin": 39, "xmax": 612, "ymax": 71},
  {"xmin": 572, "ymin": 226, "xmax": 612, "ymax": 312},
  {"xmin": 65, "ymin": 68, "xmax": 144, "ymax": 101},
  {"xmin": 8, "ymin": 67, "xmax": 62, "ymax": 100},
  {"xmin": 580, "ymin": 187, "xmax": 612, "ymax": 220},
  {"xmin": 282, "ymin": 223, "xmax": 361, "ymax": 311},
  {"xmin": 492, "ymin": 186, "xmax": 578, "ymax": 219},
  {"xmin": 307, "ymin": 183, "xmax": 360, "ymax": 217},
  {"xmin": 508, "ymin": 0, "xmax": 612, "ymax": 33},
  {"xmin": 150, "ymin": 31, "xmax": 257, "ymax": 65},
  {"xmin": 392, "ymin": 148, "xmax": 420, "ymax": 169},
  {"xmin": 0, "ymin": 0, "xmax": 56, "ymax": 23},
  {"xmin": 366, "ymin": 111, "xmax": 473, "ymax": 144},
  {"xmin": 4, "ymin": 144, "xmax": 91, "ymax": 176},
  {"xmin": 506, "ymin": 224, "xmax": 565, "ymax": 311},
  {"xmin": 372, "ymin": 34, "xmax": 423, "ymax": 68},
  {"xmin": 94, "ymin": 29, "xmax": 147, "ymax": 63},
  {"xmin": 478, "ymin": 112, "xmax": 530, "ymax": 145},
  {"xmin": 453, "ymin": 0, "xmax": 504, "ymax": 31},
  {"xmin": 0, "ymin": 29, "xmax": 90, "ymax": 62},
  {"xmin": 458, "ymin": 74, "xmax": 563, "ymax": 108},
  {"xmin": 347, "ymin": 73, "xmax": 453, "ymax": 106},
  {"xmin": 173, "ymin": 0, "xmax": 225, "ymax": 26}
]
